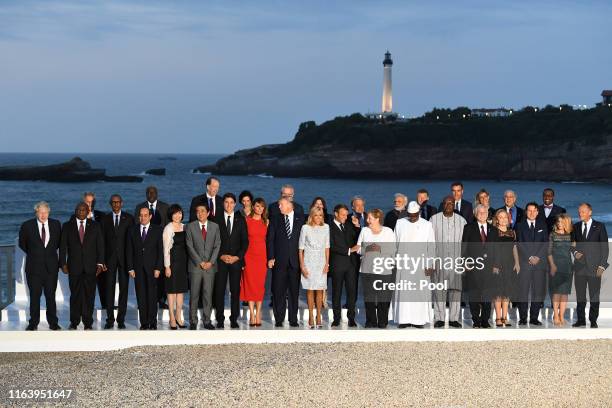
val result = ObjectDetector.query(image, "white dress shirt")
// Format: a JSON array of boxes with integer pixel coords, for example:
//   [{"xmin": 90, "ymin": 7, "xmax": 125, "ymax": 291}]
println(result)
[
  {"xmin": 582, "ymin": 218, "xmax": 592, "ymax": 237},
  {"xmin": 284, "ymin": 211, "xmax": 294, "ymax": 236},
  {"xmin": 36, "ymin": 219, "xmax": 50, "ymax": 248},
  {"xmin": 224, "ymin": 211, "xmax": 234, "ymax": 234},
  {"xmin": 334, "ymin": 219, "xmax": 351, "ymax": 255},
  {"xmin": 206, "ymin": 194, "xmax": 216, "ymax": 215}
]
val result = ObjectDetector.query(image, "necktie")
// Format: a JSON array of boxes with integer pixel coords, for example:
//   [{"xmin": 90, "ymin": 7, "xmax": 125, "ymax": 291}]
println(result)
[
  {"xmin": 285, "ymin": 214, "xmax": 291, "ymax": 238},
  {"xmin": 141, "ymin": 226, "xmax": 147, "ymax": 241},
  {"xmin": 508, "ymin": 208, "xmax": 513, "ymax": 226},
  {"xmin": 582, "ymin": 222, "xmax": 587, "ymax": 239},
  {"xmin": 340, "ymin": 223, "xmax": 345, "ymax": 233},
  {"xmin": 41, "ymin": 223, "xmax": 46, "ymax": 247},
  {"xmin": 480, "ymin": 224, "xmax": 486, "ymax": 243},
  {"xmin": 529, "ymin": 222, "xmax": 535, "ymax": 240},
  {"xmin": 79, "ymin": 221, "xmax": 85, "ymax": 244},
  {"xmin": 201, "ymin": 223, "xmax": 207, "ymax": 241},
  {"xmin": 455, "ymin": 202, "xmax": 459, "ymax": 212},
  {"xmin": 227, "ymin": 215, "xmax": 232, "ymax": 234},
  {"xmin": 544, "ymin": 205, "xmax": 553, "ymax": 209},
  {"xmin": 114, "ymin": 214, "xmax": 119, "ymax": 228},
  {"xmin": 208, "ymin": 198, "xmax": 214, "ymax": 217},
  {"xmin": 149, "ymin": 203, "xmax": 155, "ymax": 217}
]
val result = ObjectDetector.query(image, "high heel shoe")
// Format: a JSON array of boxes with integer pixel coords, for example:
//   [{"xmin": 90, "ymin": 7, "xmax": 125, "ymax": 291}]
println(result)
[
  {"xmin": 176, "ymin": 321, "xmax": 187, "ymax": 329},
  {"xmin": 495, "ymin": 318, "xmax": 503, "ymax": 327},
  {"xmin": 170, "ymin": 324, "xmax": 178, "ymax": 330},
  {"xmin": 502, "ymin": 318, "xmax": 511, "ymax": 327}
]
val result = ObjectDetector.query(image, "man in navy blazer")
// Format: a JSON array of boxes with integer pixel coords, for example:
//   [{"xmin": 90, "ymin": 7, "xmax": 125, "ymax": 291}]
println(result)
[
  {"xmin": 537, "ymin": 188, "xmax": 566, "ymax": 232},
  {"xmin": 18, "ymin": 201, "xmax": 63, "ymax": 331},
  {"xmin": 439, "ymin": 181, "xmax": 474, "ymax": 223},
  {"xmin": 266, "ymin": 198, "xmax": 305, "ymax": 327},
  {"xmin": 572, "ymin": 203, "xmax": 609, "ymax": 328},
  {"xmin": 497, "ymin": 189, "xmax": 524, "ymax": 230},
  {"xmin": 515, "ymin": 202, "xmax": 549, "ymax": 325}
]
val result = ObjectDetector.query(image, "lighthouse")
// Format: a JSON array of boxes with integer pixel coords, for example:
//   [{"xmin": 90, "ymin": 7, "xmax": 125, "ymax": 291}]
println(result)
[{"xmin": 381, "ymin": 50, "xmax": 393, "ymax": 113}]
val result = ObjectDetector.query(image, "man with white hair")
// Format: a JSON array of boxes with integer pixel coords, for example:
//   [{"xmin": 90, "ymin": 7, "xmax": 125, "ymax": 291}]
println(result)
[
  {"xmin": 392, "ymin": 201, "xmax": 436, "ymax": 328},
  {"xmin": 384, "ymin": 193, "xmax": 408, "ymax": 230},
  {"xmin": 18, "ymin": 201, "xmax": 63, "ymax": 331},
  {"xmin": 497, "ymin": 189, "xmax": 524, "ymax": 229},
  {"xmin": 268, "ymin": 184, "xmax": 304, "ymax": 220}
]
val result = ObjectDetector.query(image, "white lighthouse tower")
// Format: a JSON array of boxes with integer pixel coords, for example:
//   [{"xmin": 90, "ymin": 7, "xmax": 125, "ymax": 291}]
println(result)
[{"xmin": 381, "ymin": 50, "xmax": 393, "ymax": 113}]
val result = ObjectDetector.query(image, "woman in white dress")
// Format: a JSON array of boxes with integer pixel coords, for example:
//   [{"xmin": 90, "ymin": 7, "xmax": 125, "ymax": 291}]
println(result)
[{"xmin": 298, "ymin": 207, "xmax": 330, "ymax": 328}]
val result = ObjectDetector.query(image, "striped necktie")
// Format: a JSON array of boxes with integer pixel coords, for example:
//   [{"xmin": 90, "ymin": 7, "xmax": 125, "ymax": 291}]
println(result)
[{"xmin": 284, "ymin": 214, "xmax": 291, "ymax": 238}]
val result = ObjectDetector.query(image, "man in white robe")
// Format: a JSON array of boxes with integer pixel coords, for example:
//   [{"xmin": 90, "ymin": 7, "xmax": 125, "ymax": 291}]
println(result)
[
  {"xmin": 392, "ymin": 201, "xmax": 436, "ymax": 328},
  {"xmin": 430, "ymin": 196, "xmax": 467, "ymax": 328}
]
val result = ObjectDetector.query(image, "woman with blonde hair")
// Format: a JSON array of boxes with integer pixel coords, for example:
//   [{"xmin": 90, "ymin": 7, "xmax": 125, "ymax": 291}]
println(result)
[
  {"xmin": 491, "ymin": 209, "xmax": 520, "ymax": 327},
  {"xmin": 298, "ymin": 206, "xmax": 330, "ymax": 328},
  {"xmin": 547, "ymin": 213, "xmax": 575, "ymax": 326}
]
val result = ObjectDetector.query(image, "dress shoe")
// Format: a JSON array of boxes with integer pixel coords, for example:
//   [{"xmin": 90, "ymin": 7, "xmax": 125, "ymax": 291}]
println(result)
[
  {"xmin": 216, "ymin": 321, "xmax": 225, "ymax": 329},
  {"xmin": 331, "ymin": 320, "xmax": 340, "ymax": 327},
  {"xmin": 84, "ymin": 325, "xmax": 93, "ymax": 330},
  {"xmin": 49, "ymin": 323, "xmax": 62, "ymax": 331},
  {"xmin": 365, "ymin": 322, "xmax": 377, "ymax": 328},
  {"xmin": 289, "ymin": 321, "xmax": 299, "ymax": 327},
  {"xmin": 572, "ymin": 321, "xmax": 586, "ymax": 327},
  {"xmin": 275, "ymin": 321, "xmax": 283, "ymax": 328},
  {"xmin": 189, "ymin": 323, "xmax": 197, "ymax": 330},
  {"xmin": 139, "ymin": 325, "xmax": 148, "ymax": 330},
  {"xmin": 472, "ymin": 321, "xmax": 481, "ymax": 328},
  {"xmin": 448, "ymin": 321, "xmax": 462, "ymax": 328},
  {"xmin": 433, "ymin": 320, "xmax": 445, "ymax": 328},
  {"xmin": 529, "ymin": 320, "xmax": 542, "ymax": 326},
  {"xmin": 69, "ymin": 324, "xmax": 78, "ymax": 330},
  {"xmin": 480, "ymin": 322, "xmax": 491, "ymax": 328},
  {"xmin": 412, "ymin": 324, "xmax": 424, "ymax": 329},
  {"xmin": 377, "ymin": 322, "xmax": 388, "ymax": 329},
  {"xmin": 25, "ymin": 323, "xmax": 37, "ymax": 331},
  {"xmin": 230, "ymin": 321, "xmax": 239, "ymax": 329},
  {"xmin": 590, "ymin": 321, "xmax": 598, "ymax": 328},
  {"xmin": 398, "ymin": 324, "xmax": 411, "ymax": 329},
  {"xmin": 117, "ymin": 322, "xmax": 126, "ymax": 329},
  {"xmin": 149, "ymin": 324, "xmax": 157, "ymax": 330},
  {"xmin": 347, "ymin": 319, "xmax": 357, "ymax": 327},
  {"xmin": 203, "ymin": 323, "xmax": 215, "ymax": 330},
  {"xmin": 104, "ymin": 322, "xmax": 114, "ymax": 330},
  {"xmin": 518, "ymin": 319, "xmax": 528, "ymax": 326}
]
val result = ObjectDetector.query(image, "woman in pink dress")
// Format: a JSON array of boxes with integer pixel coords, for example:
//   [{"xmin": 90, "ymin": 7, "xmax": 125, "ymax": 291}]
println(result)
[{"xmin": 240, "ymin": 198, "xmax": 269, "ymax": 326}]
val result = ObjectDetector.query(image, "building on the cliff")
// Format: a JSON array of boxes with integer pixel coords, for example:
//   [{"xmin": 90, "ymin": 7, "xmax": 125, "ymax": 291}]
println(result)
[
  {"xmin": 602, "ymin": 90, "xmax": 612, "ymax": 106},
  {"xmin": 366, "ymin": 51, "xmax": 404, "ymax": 121},
  {"xmin": 471, "ymin": 108, "xmax": 513, "ymax": 118}
]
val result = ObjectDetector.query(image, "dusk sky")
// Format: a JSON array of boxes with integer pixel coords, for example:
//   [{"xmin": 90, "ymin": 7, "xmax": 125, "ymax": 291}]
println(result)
[{"xmin": 1, "ymin": 0, "xmax": 611, "ymax": 154}]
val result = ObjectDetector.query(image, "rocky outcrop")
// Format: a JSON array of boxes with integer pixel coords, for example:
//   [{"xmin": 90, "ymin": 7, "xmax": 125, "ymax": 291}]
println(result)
[{"xmin": 0, "ymin": 157, "xmax": 143, "ymax": 182}]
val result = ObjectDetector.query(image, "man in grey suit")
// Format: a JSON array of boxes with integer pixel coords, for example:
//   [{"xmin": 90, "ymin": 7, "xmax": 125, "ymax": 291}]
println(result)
[{"xmin": 186, "ymin": 202, "xmax": 221, "ymax": 330}]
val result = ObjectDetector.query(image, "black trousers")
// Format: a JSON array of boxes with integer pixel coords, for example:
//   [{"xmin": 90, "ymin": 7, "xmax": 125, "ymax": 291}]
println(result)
[
  {"xmin": 331, "ymin": 264, "xmax": 356, "ymax": 322},
  {"xmin": 467, "ymin": 270, "xmax": 490, "ymax": 325},
  {"xmin": 105, "ymin": 263, "xmax": 129, "ymax": 324},
  {"xmin": 574, "ymin": 274, "xmax": 601, "ymax": 323},
  {"xmin": 214, "ymin": 261, "xmax": 242, "ymax": 323},
  {"xmin": 271, "ymin": 264, "xmax": 300, "ymax": 324},
  {"xmin": 68, "ymin": 271, "xmax": 96, "ymax": 327},
  {"xmin": 26, "ymin": 270, "xmax": 58, "ymax": 326},
  {"xmin": 518, "ymin": 265, "xmax": 547, "ymax": 321},
  {"xmin": 96, "ymin": 271, "xmax": 107, "ymax": 309},
  {"xmin": 362, "ymin": 273, "xmax": 392, "ymax": 327},
  {"xmin": 135, "ymin": 267, "xmax": 158, "ymax": 327}
]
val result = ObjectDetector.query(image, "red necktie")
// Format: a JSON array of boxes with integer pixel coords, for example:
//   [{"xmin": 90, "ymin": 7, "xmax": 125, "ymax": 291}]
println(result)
[
  {"xmin": 41, "ymin": 224, "xmax": 46, "ymax": 247},
  {"xmin": 480, "ymin": 225, "xmax": 487, "ymax": 243},
  {"xmin": 78, "ymin": 221, "xmax": 85, "ymax": 244},
  {"xmin": 201, "ymin": 223, "xmax": 207, "ymax": 241}
]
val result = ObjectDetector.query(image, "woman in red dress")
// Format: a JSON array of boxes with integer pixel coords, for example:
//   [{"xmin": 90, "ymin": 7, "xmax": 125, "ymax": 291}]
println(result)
[{"xmin": 240, "ymin": 198, "xmax": 269, "ymax": 326}]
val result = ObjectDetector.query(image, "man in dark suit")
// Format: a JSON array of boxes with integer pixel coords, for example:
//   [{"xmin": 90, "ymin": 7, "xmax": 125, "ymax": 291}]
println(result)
[
  {"xmin": 214, "ymin": 193, "xmax": 249, "ymax": 329},
  {"xmin": 572, "ymin": 203, "xmax": 609, "ymax": 328},
  {"xmin": 440, "ymin": 181, "xmax": 474, "ymax": 223},
  {"xmin": 384, "ymin": 193, "xmax": 408, "ymax": 230},
  {"xmin": 461, "ymin": 204, "xmax": 497, "ymax": 328},
  {"xmin": 267, "ymin": 184, "xmax": 305, "ymax": 221},
  {"xmin": 330, "ymin": 204, "xmax": 359, "ymax": 327},
  {"xmin": 537, "ymin": 188, "xmax": 566, "ymax": 232},
  {"xmin": 267, "ymin": 198, "xmax": 305, "ymax": 327},
  {"xmin": 189, "ymin": 176, "xmax": 224, "ymax": 224},
  {"xmin": 134, "ymin": 185, "xmax": 169, "ymax": 310},
  {"xmin": 416, "ymin": 189, "xmax": 437, "ymax": 221},
  {"xmin": 515, "ymin": 202, "xmax": 549, "ymax": 326},
  {"xmin": 59, "ymin": 202, "xmax": 105, "ymax": 330},
  {"xmin": 347, "ymin": 196, "xmax": 366, "ymax": 308},
  {"xmin": 100, "ymin": 194, "xmax": 134, "ymax": 329},
  {"xmin": 126, "ymin": 207, "xmax": 164, "ymax": 330},
  {"xmin": 497, "ymin": 189, "xmax": 524, "ymax": 230},
  {"xmin": 18, "ymin": 201, "xmax": 62, "ymax": 331}
]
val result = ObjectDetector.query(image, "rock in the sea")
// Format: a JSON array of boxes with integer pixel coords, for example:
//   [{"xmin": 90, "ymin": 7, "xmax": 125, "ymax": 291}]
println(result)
[
  {"xmin": 0, "ymin": 157, "xmax": 143, "ymax": 183},
  {"xmin": 145, "ymin": 168, "xmax": 166, "ymax": 176}
]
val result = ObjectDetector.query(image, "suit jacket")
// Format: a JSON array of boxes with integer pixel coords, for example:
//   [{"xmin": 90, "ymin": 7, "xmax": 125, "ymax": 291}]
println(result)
[
  {"xmin": 134, "ymin": 201, "xmax": 169, "ymax": 227},
  {"xmin": 101, "ymin": 211, "xmax": 135, "ymax": 269},
  {"xmin": 537, "ymin": 204, "xmax": 566, "ymax": 232},
  {"xmin": 266, "ymin": 211, "xmax": 305, "ymax": 269},
  {"xmin": 444, "ymin": 199, "xmax": 474, "ymax": 224},
  {"xmin": 126, "ymin": 224, "xmax": 164, "ymax": 274},
  {"xmin": 218, "ymin": 212, "xmax": 249, "ymax": 267},
  {"xmin": 189, "ymin": 194, "xmax": 224, "ymax": 224},
  {"xmin": 461, "ymin": 221, "xmax": 498, "ymax": 267},
  {"xmin": 59, "ymin": 218, "xmax": 105, "ymax": 274},
  {"xmin": 515, "ymin": 219, "xmax": 549, "ymax": 270},
  {"xmin": 572, "ymin": 220, "xmax": 609, "ymax": 276},
  {"xmin": 268, "ymin": 201, "xmax": 305, "ymax": 221},
  {"xmin": 496, "ymin": 205, "xmax": 524, "ymax": 229},
  {"xmin": 420, "ymin": 204, "xmax": 437, "ymax": 221},
  {"xmin": 18, "ymin": 218, "xmax": 62, "ymax": 275},
  {"xmin": 384, "ymin": 209, "xmax": 407, "ymax": 230},
  {"xmin": 329, "ymin": 220, "xmax": 358, "ymax": 272},
  {"xmin": 185, "ymin": 220, "xmax": 221, "ymax": 273}
]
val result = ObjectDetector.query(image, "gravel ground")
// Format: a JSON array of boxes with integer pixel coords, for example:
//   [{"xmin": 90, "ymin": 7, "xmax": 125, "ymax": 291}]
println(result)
[{"xmin": 0, "ymin": 340, "xmax": 610, "ymax": 407}]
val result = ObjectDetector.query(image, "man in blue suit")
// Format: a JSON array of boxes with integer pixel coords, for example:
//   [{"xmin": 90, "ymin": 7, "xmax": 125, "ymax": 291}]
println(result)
[
  {"xmin": 515, "ymin": 202, "xmax": 549, "ymax": 325},
  {"xmin": 267, "ymin": 198, "xmax": 305, "ymax": 327}
]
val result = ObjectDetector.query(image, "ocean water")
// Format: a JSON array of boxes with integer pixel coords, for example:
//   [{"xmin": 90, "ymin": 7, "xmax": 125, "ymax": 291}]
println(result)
[{"xmin": 1, "ymin": 153, "xmax": 611, "ymax": 245}]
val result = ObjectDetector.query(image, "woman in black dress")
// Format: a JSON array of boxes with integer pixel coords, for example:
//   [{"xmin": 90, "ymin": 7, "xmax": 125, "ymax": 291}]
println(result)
[
  {"xmin": 163, "ymin": 204, "xmax": 189, "ymax": 329},
  {"xmin": 491, "ymin": 209, "xmax": 520, "ymax": 327}
]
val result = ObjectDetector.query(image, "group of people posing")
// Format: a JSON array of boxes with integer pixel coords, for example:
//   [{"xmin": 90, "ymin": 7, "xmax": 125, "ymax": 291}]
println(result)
[{"xmin": 18, "ymin": 179, "xmax": 609, "ymax": 331}]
